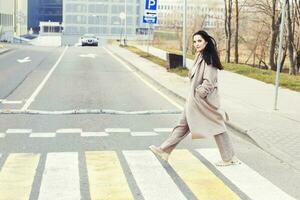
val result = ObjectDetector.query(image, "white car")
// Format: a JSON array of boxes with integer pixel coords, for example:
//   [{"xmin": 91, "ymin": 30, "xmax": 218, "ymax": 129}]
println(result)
[{"xmin": 81, "ymin": 34, "xmax": 98, "ymax": 46}]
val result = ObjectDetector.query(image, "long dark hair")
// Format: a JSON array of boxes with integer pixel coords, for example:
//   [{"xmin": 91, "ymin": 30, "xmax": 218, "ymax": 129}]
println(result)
[{"xmin": 192, "ymin": 30, "xmax": 223, "ymax": 70}]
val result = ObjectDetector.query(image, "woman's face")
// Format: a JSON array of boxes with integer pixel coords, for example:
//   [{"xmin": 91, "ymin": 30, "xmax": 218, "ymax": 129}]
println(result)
[{"xmin": 193, "ymin": 34, "xmax": 207, "ymax": 53}]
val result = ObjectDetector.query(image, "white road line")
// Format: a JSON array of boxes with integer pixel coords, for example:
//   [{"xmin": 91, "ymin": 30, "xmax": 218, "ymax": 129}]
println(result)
[
  {"xmin": 56, "ymin": 128, "xmax": 82, "ymax": 134},
  {"xmin": 105, "ymin": 128, "xmax": 130, "ymax": 133},
  {"xmin": 21, "ymin": 46, "xmax": 68, "ymax": 111},
  {"xmin": 29, "ymin": 132, "xmax": 56, "ymax": 138},
  {"xmin": 0, "ymin": 133, "xmax": 5, "ymax": 138},
  {"xmin": 81, "ymin": 132, "xmax": 109, "ymax": 137},
  {"xmin": 123, "ymin": 150, "xmax": 187, "ymax": 200},
  {"xmin": 196, "ymin": 149, "xmax": 298, "ymax": 200},
  {"xmin": 154, "ymin": 128, "xmax": 173, "ymax": 133},
  {"xmin": 131, "ymin": 132, "xmax": 158, "ymax": 136},
  {"xmin": 6, "ymin": 129, "xmax": 32, "ymax": 134},
  {"xmin": 1, "ymin": 100, "xmax": 23, "ymax": 104},
  {"xmin": 103, "ymin": 47, "xmax": 184, "ymax": 111},
  {"xmin": 38, "ymin": 152, "xmax": 80, "ymax": 200}
]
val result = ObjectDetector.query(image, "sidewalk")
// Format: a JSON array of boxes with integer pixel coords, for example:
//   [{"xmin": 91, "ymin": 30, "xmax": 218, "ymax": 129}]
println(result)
[{"xmin": 107, "ymin": 44, "xmax": 300, "ymax": 171}]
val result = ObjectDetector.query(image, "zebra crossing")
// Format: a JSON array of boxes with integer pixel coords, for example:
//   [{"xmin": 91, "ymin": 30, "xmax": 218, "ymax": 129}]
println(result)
[{"xmin": 0, "ymin": 149, "xmax": 297, "ymax": 200}]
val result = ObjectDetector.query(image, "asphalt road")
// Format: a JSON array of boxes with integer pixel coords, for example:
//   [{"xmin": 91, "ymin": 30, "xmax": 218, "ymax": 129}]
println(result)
[{"xmin": 0, "ymin": 44, "xmax": 299, "ymax": 200}]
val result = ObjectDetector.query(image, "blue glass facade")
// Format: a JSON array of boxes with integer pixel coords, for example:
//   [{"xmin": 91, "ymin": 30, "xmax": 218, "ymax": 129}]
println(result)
[{"xmin": 28, "ymin": 0, "xmax": 62, "ymax": 33}]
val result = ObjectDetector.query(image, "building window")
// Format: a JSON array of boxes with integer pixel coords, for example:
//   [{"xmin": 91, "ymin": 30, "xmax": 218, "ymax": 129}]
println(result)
[
  {"xmin": 111, "ymin": 5, "xmax": 124, "ymax": 14},
  {"xmin": 65, "ymin": 4, "xmax": 87, "ymax": 12}
]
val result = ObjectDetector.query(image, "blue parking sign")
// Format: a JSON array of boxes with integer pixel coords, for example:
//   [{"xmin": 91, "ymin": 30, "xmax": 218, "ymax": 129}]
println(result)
[
  {"xmin": 145, "ymin": 0, "xmax": 157, "ymax": 10},
  {"xmin": 143, "ymin": 16, "xmax": 157, "ymax": 24}
]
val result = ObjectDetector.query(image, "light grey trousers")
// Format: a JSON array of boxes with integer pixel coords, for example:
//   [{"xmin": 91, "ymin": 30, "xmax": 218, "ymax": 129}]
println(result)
[{"xmin": 159, "ymin": 118, "xmax": 235, "ymax": 162}]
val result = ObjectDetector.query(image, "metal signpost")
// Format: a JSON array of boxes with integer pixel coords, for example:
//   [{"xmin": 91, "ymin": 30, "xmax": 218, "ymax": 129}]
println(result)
[{"xmin": 143, "ymin": 0, "xmax": 158, "ymax": 54}]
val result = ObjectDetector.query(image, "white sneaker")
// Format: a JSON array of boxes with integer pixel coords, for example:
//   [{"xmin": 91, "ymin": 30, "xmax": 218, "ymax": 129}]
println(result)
[
  {"xmin": 149, "ymin": 145, "xmax": 169, "ymax": 161},
  {"xmin": 215, "ymin": 156, "xmax": 241, "ymax": 167}
]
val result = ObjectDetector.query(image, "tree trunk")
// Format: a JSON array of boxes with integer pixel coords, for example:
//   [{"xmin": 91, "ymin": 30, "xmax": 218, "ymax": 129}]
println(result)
[
  {"xmin": 224, "ymin": 0, "xmax": 228, "ymax": 62},
  {"xmin": 234, "ymin": 0, "xmax": 239, "ymax": 63},
  {"xmin": 224, "ymin": 0, "xmax": 232, "ymax": 63},
  {"xmin": 280, "ymin": 45, "xmax": 288, "ymax": 71},
  {"xmin": 297, "ymin": 51, "xmax": 300, "ymax": 72},
  {"xmin": 287, "ymin": 0, "xmax": 297, "ymax": 75},
  {"xmin": 269, "ymin": 0, "xmax": 281, "ymax": 71}
]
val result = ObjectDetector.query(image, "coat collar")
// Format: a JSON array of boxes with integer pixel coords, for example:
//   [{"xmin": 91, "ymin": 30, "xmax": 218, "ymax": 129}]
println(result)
[{"xmin": 189, "ymin": 55, "xmax": 204, "ymax": 79}]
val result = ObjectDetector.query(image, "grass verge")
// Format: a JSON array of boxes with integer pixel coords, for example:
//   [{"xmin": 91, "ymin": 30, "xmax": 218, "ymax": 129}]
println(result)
[{"xmin": 223, "ymin": 63, "xmax": 300, "ymax": 92}]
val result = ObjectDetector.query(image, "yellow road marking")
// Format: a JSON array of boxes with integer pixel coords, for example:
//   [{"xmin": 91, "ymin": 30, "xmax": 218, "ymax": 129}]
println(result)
[
  {"xmin": 86, "ymin": 151, "xmax": 134, "ymax": 200},
  {"xmin": 0, "ymin": 153, "xmax": 40, "ymax": 200},
  {"xmin": 169, "ymin": 150, "xmax": 240, "ymax": 200}
]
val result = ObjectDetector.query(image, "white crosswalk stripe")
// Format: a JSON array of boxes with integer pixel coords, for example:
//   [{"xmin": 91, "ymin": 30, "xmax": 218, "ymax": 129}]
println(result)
[
  {"xmin": 0, "ymin": 133, "xmax": 5, "ymax": 138},
  {"xmin": 197, "ymin": 149, "xmax": 298, "ymax": 200},
  {"xmin": 0, "ymin": 149, "xmax": 297, "ymax": 200},
  {"xmin": 123, "ymin": 150, "xmax": 187, "ymax": 200},
  {"xmin": 38, "ymin": 152, "xmax": 80, "ymax": 200}
]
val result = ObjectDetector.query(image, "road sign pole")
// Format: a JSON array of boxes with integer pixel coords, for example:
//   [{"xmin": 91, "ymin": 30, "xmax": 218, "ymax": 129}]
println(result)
[
  {"xmin": 147, "ymin": 24, "xmax": 150, "ymax": 54},
  {"xmin": 124, "ymin": 0, "xmax": 127, "ymax": 46}
]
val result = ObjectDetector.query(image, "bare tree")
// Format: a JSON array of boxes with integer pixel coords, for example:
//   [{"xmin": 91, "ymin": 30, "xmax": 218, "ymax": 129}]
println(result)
[
  {"xmin": 292, "ymin": 0, "xmax": 300, "ymax": 73},
  {"xmin": 224, "ymin": 0, "xmax": 233, "ymax": 63},
  {"xmin": 234, "ymin": 0, "xmax": 239, "ymax": 63},
  {"xmin": 269, "ymin": 0, "xmax": 282, "ymax": 71},
  {"xmin": 286, "ymin": 0, "xmax": 297, "ymax": 74}
]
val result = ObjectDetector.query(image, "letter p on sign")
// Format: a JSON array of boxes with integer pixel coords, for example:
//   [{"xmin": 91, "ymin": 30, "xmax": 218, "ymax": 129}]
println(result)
[{"xmin": 146, "ymin": 0, "xmax": 157, "ymax": 10}]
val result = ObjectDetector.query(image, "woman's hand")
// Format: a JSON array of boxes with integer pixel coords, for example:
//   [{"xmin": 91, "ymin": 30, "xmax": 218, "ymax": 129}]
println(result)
[{"xmin": 195, "ymin": 80, "xmax": 214, "ymax": 98}]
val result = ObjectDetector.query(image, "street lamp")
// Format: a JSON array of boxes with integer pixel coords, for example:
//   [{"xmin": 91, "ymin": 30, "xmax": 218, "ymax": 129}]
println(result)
[
  {"xmin": 119, "ymin": 12, "xmax": 126, "ymax": 46},
  {"xmin": 16, "ymin": 11, "xmax": 25, "ymax": 44},
  {"xmin": 124, "ymin": 0, "xmax": 127, "ymax": 46},
  {"xmin": 92, "ymin": 14, "xmax": 100, "ymax": 36}
]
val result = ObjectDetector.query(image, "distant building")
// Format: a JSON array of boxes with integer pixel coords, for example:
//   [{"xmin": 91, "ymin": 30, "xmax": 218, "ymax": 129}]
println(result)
[
  {"xmin": 0, "ymin": 0, "xmax": 27, "ymax": 42},
  {"xmin": 28, "ymin": 0, "xmax": 62, "ymax": 33},
  {"xmin": 157, "ymin": 0, "xmax": 224, "ymax": 30},
  {"xmin": 62, "ymin": 0, "xmax": 141, "ymax": 45}
]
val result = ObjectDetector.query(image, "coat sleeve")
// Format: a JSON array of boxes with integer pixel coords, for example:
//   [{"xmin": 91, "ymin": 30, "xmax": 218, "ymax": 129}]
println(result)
[{"xmin": 195, "ymin": 64, "xmax": 217, "ymax": 98}]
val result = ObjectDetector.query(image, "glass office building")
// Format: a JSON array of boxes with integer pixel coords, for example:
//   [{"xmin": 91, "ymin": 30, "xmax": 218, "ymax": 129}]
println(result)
[
  {"xmin": 62, "ymin": 0, "xmax": 141, "ymax": 44},
  {"xmin": 28, "ymin": 0, "xmax": 62, "ymax": 33}
]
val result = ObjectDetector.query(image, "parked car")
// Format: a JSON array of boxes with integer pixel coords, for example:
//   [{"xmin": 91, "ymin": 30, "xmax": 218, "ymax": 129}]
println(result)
[{"xmin": 80, "ymin": 34, "xmax": 98, "ymax": 46}]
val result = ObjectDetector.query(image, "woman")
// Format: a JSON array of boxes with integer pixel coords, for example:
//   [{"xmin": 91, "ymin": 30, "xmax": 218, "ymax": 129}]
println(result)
[{"xmin": 149, "ymin": 30, "xmax": 239, "ymax": 166}]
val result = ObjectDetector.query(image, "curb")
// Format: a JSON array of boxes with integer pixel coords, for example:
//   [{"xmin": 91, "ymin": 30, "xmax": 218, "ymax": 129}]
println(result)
[
  {"xmin": 0, "ymin": 48, "xmax": 10, "ymax": 55},
  {"xmin": 107, "ymin": 45, "xmax": 300, "ymax": 171}
]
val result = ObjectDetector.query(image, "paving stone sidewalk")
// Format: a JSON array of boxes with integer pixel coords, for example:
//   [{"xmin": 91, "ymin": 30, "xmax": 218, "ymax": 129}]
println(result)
[{"xmin": 106, "ymin": 44, "xmax": 300, "ymax": 171}]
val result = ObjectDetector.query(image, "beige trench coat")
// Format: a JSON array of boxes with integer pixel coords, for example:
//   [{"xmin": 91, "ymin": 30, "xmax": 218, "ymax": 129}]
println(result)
[{"xmin": 185, "ymin": 55, "xmax": 228, "ymax": 139}]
